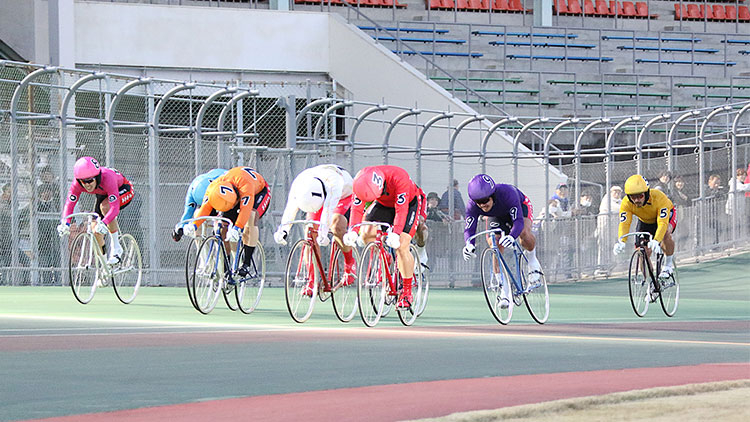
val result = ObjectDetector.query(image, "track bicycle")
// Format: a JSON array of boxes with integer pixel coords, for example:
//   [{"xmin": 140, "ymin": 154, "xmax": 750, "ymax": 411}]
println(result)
[
  {"xmin": 65, "ymin": 212, "xmax": 142, "ymax": 305},
  {"xmin": 355, "ymin": 222, "xmax": 423, "ymax": 327},
  {"xmin": 283, "ymin": 220, "xmax": 360, "ymax": 323},
  {"xmin": 620, "ymin": 232, "xmax": 679, "ymax": 317},
  {"xmin": 468, "ymin": 228, "xmax": 549, "ymax": 325},
  {"xmin": 186, "ymin": 216, "xmax": 265, "ymax": 315}
]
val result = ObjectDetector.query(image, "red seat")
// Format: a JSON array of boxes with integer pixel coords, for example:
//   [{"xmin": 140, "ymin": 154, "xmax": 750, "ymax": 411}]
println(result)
[
  {"xmin": 674, "ymin": 3, "xmax": 684, "ymax": 19},
  {"xmin": 467, "ymin": 0, "xmax": 487, "ymax": 10},
  {"xmin": 442, "ymin": 0, "xmax": 456, "ymax": 9},
  {"xmin": 700, "ymin": 4, "xmax": 714, "ymax": 20},
  {"xmin": 610, "ymin": 1, "xmax": 624, "ymax": 15},
  {"xmin": 456, "ymin": 0, "xmax": 470, "ymax": 9},
  {"xmin": 555, "ymin": 0, "xmax": 568, "ymax": 13},
  {"xmin": 595, "ymin": 0, "xmax": 611, "ymax": 15},
  {"xmin": 508, "ymin": 0, "xmax": 524, "ymax": 11},
  {"xmin": 739, "ymin": 5, "xmax": 750, "ymax": 21},
  {"xmin": 686, "ymin": 4, "xmax": 701, "ymax": 19},
  {"xmin": 622, "ymin": 1, "xmax": 636, "ymax": 16},
  {"xmin": 713, "ymin": 5, "xmax": 727, "ymax": 20},
  {"xmin": 568, "ymin": 0, "xmax": 582, "ymax": 14},
  {"xmin": 493, "ymin": 0, "xmax": 509, "ymax": 10},
  {"xmin": 725, "ymin": 5, "xmax": 736, "ymax": 20},
  {"xmin": 635, "ymin": 1, "xmax": 647, "ymax": 17},
  {"xmin": 583, "ymin": 0, "xmax": 595, "ymax": 14}
]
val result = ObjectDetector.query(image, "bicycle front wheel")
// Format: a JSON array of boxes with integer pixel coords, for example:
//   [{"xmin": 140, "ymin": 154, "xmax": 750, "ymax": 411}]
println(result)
[
  {"xmin": 520, "ymin": 257, "xmax": 549, "ymax": 324},
  {"xmin": 358, "ymin": 242, "xmax": 387, "ymax": 327},
  {"xmin": 628, "ymin": 249, "xmax": 650, "ymax": 317},
  {"xmin": 69, "ymin": 232, "xmax": 102, "ymax": 304},
  {"xmin": 331, "ymin": 246, "xmax": 359, "ymax": 323},
  {"xmin": 112, "ymin": 234, "xmax": 142, "ymax": 304},
  {"xmin": 192, "ymin": 236, "xmax": 224, "ymax": 314},
  {"xmin": 184, "ymin": 238, "xmax": 201, "ymax": 310},
  {"xmin": 285, "ymin": 239, "xmax": 318, "ymax": 323},
  {"xmin": 236, "ymin": 242, "xmax": 265, "ymax": 314},
  {"xmin": 659, "ymin": 265, "xmax": 679, "ymax": 317},
  {"xmin": 414, "ymin": 263, "xmax": 429, "ymax": 317},
  {"xmin": 397, "ymin": 245, "xmax": 423, "ymax": 326},
  {"xmin": 480, "ymin": 248, "xmax": 513, "ymax": 325}
]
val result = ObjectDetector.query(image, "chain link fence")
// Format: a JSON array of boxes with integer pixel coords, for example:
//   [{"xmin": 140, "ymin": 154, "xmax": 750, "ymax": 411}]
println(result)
[{"xmin": 1, "ymin": 61, "xmax": 749, "ymax": 288}]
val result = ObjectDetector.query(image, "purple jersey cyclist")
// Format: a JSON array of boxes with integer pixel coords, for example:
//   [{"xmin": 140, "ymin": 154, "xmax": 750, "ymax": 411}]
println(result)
[{"xmin": 462, "ymin": 174, "xmax": 543, "ymax": 308}]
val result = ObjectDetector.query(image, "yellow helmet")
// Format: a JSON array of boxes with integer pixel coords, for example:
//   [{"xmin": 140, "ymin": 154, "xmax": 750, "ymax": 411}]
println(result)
[
  {"xmin": 624, "ymin": 174, "xmax": 649, "ymax": 195},
  {"xmin": 205, "ymin": 181, "xmax": 237, "ymax": 212}
]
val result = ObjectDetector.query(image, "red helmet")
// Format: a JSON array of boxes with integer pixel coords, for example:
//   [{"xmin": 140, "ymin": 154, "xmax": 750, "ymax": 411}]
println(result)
[{"xmin": 352, "ymin": 167, "xmax": 385, "ymax": 202}]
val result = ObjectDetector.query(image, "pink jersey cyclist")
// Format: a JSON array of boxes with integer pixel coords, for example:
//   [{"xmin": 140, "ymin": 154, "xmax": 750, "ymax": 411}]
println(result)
[{"xmin": 58, "ymin": 157, "xmax": 134, "ymax": 265}]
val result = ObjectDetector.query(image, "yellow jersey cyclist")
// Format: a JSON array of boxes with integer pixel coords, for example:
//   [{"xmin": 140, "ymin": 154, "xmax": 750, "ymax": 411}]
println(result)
[{"xmin": 613, "ymin": 174, "xmax": 677, "ymax": 279}]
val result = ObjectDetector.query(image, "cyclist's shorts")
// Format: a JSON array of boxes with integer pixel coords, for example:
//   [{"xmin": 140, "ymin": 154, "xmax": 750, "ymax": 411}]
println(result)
[
  {"xmin": 365, "ymin": 196, "xmax": 419, "ymax": 237},
  {"xmin": 483, "ymin": 195, "xmax": 532, "ymax": 235},
  {"xmin": 635, "ymin": 207, "xmax": 677, "ymax": 244},
  {"xmin": 222, "ymin": 184, "xmax": 271, "ymax": 225},
  {"xmin": 309, "ymin": 194, "xmax": 353, "ymax": 223},
  {"xmin": 95, "ymin": 182, "xmax": 134, "ymax": 218}
]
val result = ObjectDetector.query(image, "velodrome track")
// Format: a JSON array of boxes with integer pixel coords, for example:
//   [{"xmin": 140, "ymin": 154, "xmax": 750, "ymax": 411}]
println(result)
[{"xmin": 1, "ymin": 253, "xmax": 748, "ymax": 421}]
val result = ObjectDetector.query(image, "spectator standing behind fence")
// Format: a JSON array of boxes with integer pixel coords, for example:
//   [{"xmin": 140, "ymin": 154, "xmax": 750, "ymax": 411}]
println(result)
[
  {"xmin": 572, "ymin": 191, "xmax": 595, "ymax": 216},
  {"xmin": 439, "ymin": 179, "xmax": 465, "ymax": 220},
  {"xmin": 726, "ymin": 168, "xmax": 750, "ymax": 216},
  {"xmin": 37, "ymin": 183, "xmax": 60, "ymax": 284},
  {"xmin": 594, "ymin": 185, "xmax": 623, "ymax": 277},
  {"xmin": 653, "ymin": 170, "xmax": 674, "ymax": 198},
  {"xmin": 672, "ymin": 176, "xmax": 692, "ymax": 208},
  {"xmin": 549, "ymin": 183, "xmax": 572, "ymax": 217},
  {"xmin": 425, "ymin": 191, "xmax": 448, "ymax": 222},
  {"xmin": 706, "ymin": 174, "xmax": 726, "ymax": 247},
  {"xmin": 0, "ymin": 183, "xmax": 30, "ymax": 283}
]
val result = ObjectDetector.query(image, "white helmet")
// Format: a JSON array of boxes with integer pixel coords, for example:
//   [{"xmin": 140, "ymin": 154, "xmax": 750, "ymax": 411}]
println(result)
[{"xmin": 293, "ymin": 175, "xmax": 326, "ymax": 213}]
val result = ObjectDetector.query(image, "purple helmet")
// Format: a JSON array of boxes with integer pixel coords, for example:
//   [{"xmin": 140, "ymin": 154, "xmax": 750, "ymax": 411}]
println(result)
[{"xmin": 467, "ymin": 174, "xmax": 496, "ymax": 202}]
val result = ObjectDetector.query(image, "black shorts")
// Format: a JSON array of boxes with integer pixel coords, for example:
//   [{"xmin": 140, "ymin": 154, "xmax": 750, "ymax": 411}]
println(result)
[
  {"xmin": 635, "ymin": 207, "xmax": 677, "ymax": 246},
  {"xmin": 484, "ymin": 201, "xmax": 530, "ymax": 235},
  {"xmin": 95, "ymin": 183, "xmax": 134, "ymax": 219},
  {"xmin": 365, "ymin": 197, "xmax": 419, "ymax": 237},
  {"xmin": 221, "ymin": 186, "xmax": 271, "ymax": 225}
]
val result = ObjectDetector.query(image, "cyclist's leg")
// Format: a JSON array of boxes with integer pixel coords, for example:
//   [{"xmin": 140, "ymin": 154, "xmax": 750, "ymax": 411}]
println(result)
[
  {"xmin": 413, "ymin": 218, "xmax": 429, "ymax": 266},
  {"xmin": 97, "ymin": 200, "xmax": 123, "ymax": 263},
  {"xmin": 660, "ymin": 208, "xmax": 677, "ymax": 275},
  {"xmin": 331, "ymin": 213, "xmax": 356, "ymax": 285},
  {"xmin": 485, "ymin": 217, "xmax": 507, "ymax": 298}
]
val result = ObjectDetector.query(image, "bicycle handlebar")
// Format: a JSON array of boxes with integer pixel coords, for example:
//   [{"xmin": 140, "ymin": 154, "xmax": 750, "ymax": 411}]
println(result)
[
  {"xmin": 62, "ymin": 212, "xmax": 100, "ymax": 223},
  {"xmin": 349, "ymin": 221, "xmax": 392, "ymax": 232},
  {"xmin": 619, "ymin": 232, "xmax": 653, "ymax": 242},
  {"xmin": 284, "ymin": 220, "xmax": 322, "ymax": 227},
  {"xmin": 466, "ymin": 228, "xmax": 508, "ymax": 243},
  {"xmin": 180, "ymin": 216, "xmax": 234, "ymax": 227}
]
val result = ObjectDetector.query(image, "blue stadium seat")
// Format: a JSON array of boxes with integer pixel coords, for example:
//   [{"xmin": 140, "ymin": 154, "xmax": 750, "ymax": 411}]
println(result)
[
  {"xmin": 489, "ymin": 41, "xmax": 595, "ymax": 48},
  {"xmin": 393, "ymin": 50, "xmax": 484, "ymax": 57},
  {"xmin": 372, "ymin": 35, "xmax": 466, "ymax": 44},
  {"xmin": 618, "ymin": 46, "xmax": 719, "ymax": 53},
  {"xmin": 634, "ymin": 58, "xmax": 736, "ymax": 66},
  {"xmin": 507, "ymin": 54, "xmax": 613, "ymax": 62},
  {"xmin": 473, "ymin": 31, "xmax": 578, "ymax": 39},
  {"xmin": 602, "ymin": 35, "xmax": 702, "ymax": 43},
  {"xmin": 721, "ymin": 39, "xmax": 750, "ymax": 45},
  {"xmin": 359, "ymin": 25, "xmax": 449, "ymax": 34}
]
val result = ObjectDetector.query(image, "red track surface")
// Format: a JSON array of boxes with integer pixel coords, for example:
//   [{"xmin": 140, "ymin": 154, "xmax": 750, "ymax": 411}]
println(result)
[{"xmin": 29, "ymin": 363, "xmax": 749, "ymax": 422}]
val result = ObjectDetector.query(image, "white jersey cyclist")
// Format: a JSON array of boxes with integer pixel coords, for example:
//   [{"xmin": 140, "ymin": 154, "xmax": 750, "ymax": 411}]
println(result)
[{"xmin": 276, "ymin": 164, "xmax": 354, "ymax": 245}]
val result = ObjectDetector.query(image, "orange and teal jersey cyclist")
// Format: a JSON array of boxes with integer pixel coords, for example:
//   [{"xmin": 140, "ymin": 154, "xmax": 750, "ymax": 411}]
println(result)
[
  {"xmin": 187, "ymin": 166, "xmax": 271, "ymax": 276},
  {"xmin": 615, "ymin": 174, "xmax": 677, "ymax": 278}
]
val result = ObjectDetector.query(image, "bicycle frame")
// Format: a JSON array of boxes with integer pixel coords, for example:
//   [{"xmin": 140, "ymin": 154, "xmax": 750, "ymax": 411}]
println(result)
[
  {"xmin": 468, "ymin": 228, "xmax": 528, "ymax": 296},
  {"xmin": 183, "ymin": 216, "xmax": 248, "ymax": 282},
  {"xmin": 66, "ymin": 212, "xmax": 128, "ymax": 277},
  {"xmin": 287, "ymin": 219, "xmax": 338, "ymax": 293},
  {"xmin": 620, "ymin": 231, "xmax": 663, "ymax": 295},
  {"xmin": 352, "ymin": 222, "xmax": 399, "ymax": 297}
]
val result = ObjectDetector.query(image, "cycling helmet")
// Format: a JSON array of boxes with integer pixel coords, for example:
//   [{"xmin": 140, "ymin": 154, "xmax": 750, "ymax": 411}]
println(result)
[
  {"xmin": 352, "ymin": 167, "xmax": 385, "ymax": 202},
  {"xmin": 292, "ymin": 175, "xmax": 326, "ymax": 214},
  {"xmin": 206, "ymin": 181, "xmax": 237, "ymax": 212},
  {"xmin": 73, "ymin": 157, "xmax": 102, "ymax": 187},
  {"xmin": 624, "ymin": 174, "xmax": 650, "ymax": 203},
  {"xmin": 467, "ymin": 174, "xmax": 496, "ymax": 202}
]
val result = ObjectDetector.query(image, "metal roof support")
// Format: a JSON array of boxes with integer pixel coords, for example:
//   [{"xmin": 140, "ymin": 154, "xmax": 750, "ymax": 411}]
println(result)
[
  {"xmin": 512, "ymin": 118, "xmax": 548, "ymax": 187},
  {"xmin": 635, "ymin": 113, "xmax": 670, "ymax": 175},
  {"xmin": 447, "ymin": 115, "xmax": 483, "ymax": 219},
  {"xmin": 383, "ymin": 108, "xmax": 421, "ymax": 165},
  {"xmin": 313, "ymin": 100, "xmax": 353, "ymax": 143},
  {"xmin": 666, "ymin": 110, "xmax": 701, "ymax": 174},
  {"xmin": 415, "ymin": 112, "xmax": 454, "ymax": 186},
  {"xmin": 194, "ymin": 87, "xmax": 236, "ymax": 174},
  {"xmin": 349, "ymin": 105, "xmax": 388, "ymax": 172},
  {"xmin": 480, "ymin": 117, "xmax": 518, "ymax": 173}
]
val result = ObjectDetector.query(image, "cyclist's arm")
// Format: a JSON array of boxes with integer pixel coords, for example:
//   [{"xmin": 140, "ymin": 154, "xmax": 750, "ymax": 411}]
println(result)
[
  {"xmin": 179, "ymin": 185, "xmax": 198, "ymax": 225},
  {"xmin": 62, "ymin": 181, "xmax": 82, "ymax": 224},
  {"xmin": 348, "ymin": 195, "xmax": 366, "ymax": 233},
  {"xmin": 653, "ymin": 195, "xmax": 674, "ymax": 242},
  {"xmin": 617, "ymin": 202, "xmax": 634, "ymax": 240},
  {"xmin": 390, "ymin": 178, "xmax": 414, "ymax": 235},
  {"xmin": 100, "ymin": 178, "xmax": 121, "ymax": 225},
  {"xmin": 507, "ymin": 194, "xmax": 525, "ymax": 239},
  {"xmin": 192, "ymin": 199, "xmax": 214, "ymax": 228},
  {"xmin": 318, "ymin": 181, "xmax": 342, "ymax": 237},
  {"xmin": 463, "ymin": 206, "xmax": 480, "ymax": 245},
  {"xmin": 278, "ymin": 195, "xmax": 300, "ymax": 233}
]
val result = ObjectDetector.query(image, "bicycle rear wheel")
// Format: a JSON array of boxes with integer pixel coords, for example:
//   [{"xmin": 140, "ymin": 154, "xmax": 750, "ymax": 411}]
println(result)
[
  {"xmin": 236, "ymin": 242, "xmax": 265, "ymax": 314},
  {"xmin": 331, "ymin": 246, "xmax": 359, "ymax": 323},
  {"xmin": 397, "ymin": 245, "xmax": 422, "ymax": 326},
  {"xmin": 414, "ymin": 264, "xmax": 429, "ymax": 317},
  {"xmin": 628, "ymin": 249, "xmax": 650, "ymax": 317},
  {"xmin": 184, "ymin": 238, "xmax": 201, "ymax": 310},
  {"xmin": 285, "ymin": 239, "xmax": 318, "ymax": 323},
  {"xmin": 112, "ymin": 234, "xmax": 142, "ymax": 304},
  {"xmin": 357, "ymin": 242, "xmax": 387, "ymax": 327},
  {"xmin": 480, "ymin": 248, "xmax": 513, "ymax": 325},
  {"xmin": 192, "ymin": 236, "xmax": 224, "ymax": 314},
  {"xmin": 69, "ymin": 232, "xmax": 102, "ymax": 304},
  {"xmin": 520, "ymin": 255, "xmax": 549, "ymax": 324},
  {"xmin": 659, "ymin": 265, "xmax": 679, "ymax": 317}
]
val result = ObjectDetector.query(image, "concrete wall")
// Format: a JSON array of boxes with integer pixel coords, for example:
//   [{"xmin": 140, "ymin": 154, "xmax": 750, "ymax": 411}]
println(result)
[{"xmin": 0, "ymin": 0, "xmax": 48, "ymax": 62}]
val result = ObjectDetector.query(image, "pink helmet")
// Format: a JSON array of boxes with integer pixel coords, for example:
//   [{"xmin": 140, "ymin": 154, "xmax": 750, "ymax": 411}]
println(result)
[
  {"xmin": 352, "ymin": 166, "xmax": 385, "ymax": 202},
  {"xmin": 73, "ymin": 157, "xmax": 101, "ymax": 180}
]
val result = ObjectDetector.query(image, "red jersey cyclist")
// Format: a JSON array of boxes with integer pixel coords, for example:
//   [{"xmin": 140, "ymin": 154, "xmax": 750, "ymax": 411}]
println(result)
[
  {"xmin": 185, "ymin": 166, "xmax": 271, "ymax": 277},
  {"xmin": 343, "ymin": 165, "xmax": 423, "ymax": 309},
  {"xmin": 57, "ymin": 157, "xmax": 135, "ymax": 265}
]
